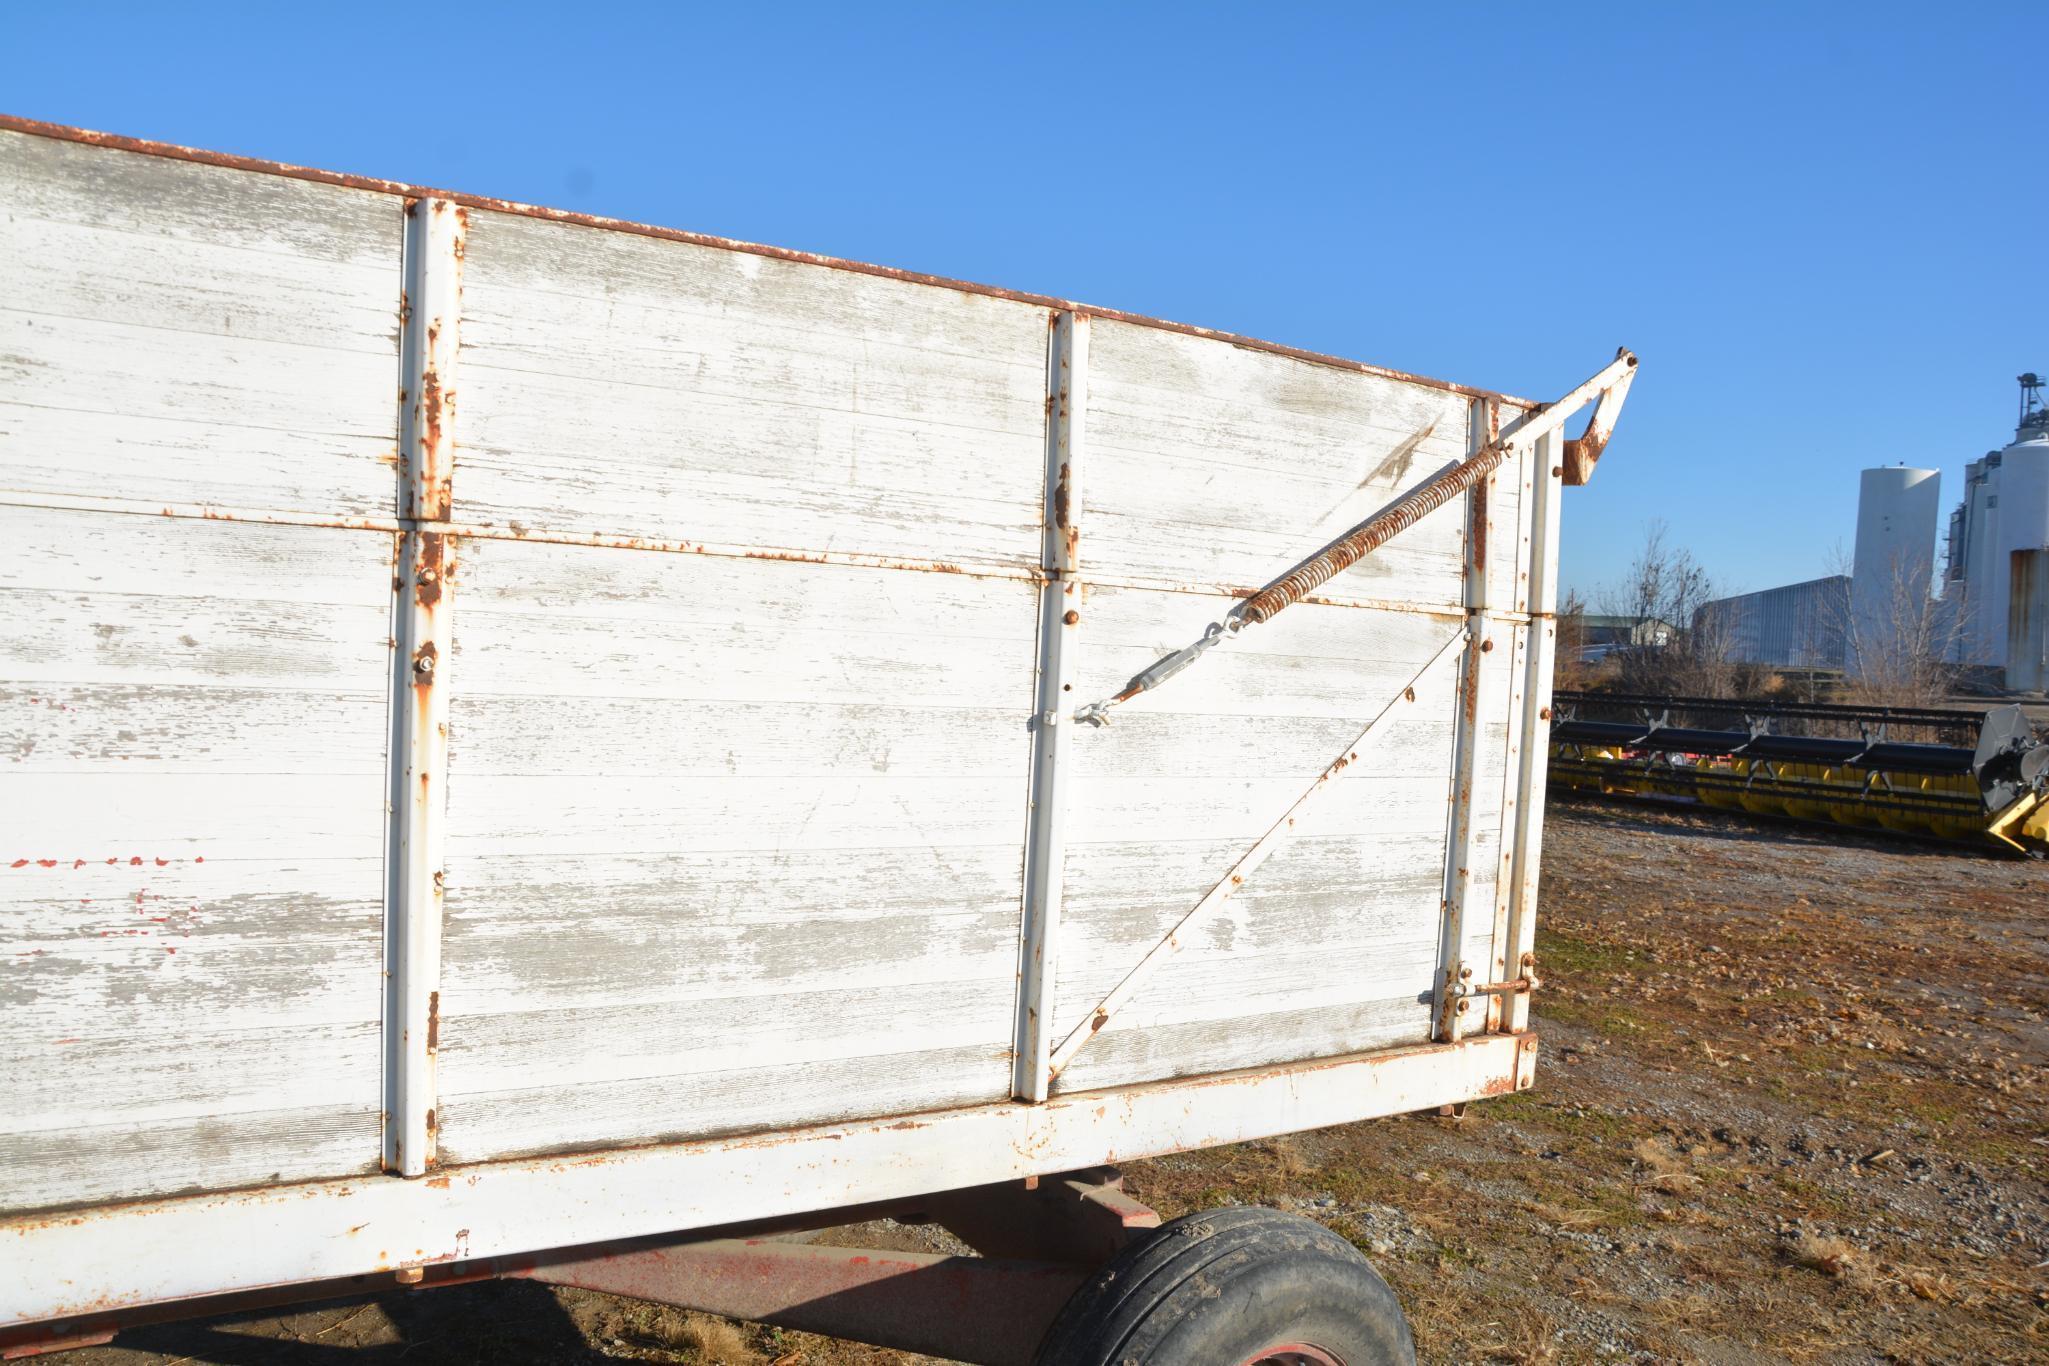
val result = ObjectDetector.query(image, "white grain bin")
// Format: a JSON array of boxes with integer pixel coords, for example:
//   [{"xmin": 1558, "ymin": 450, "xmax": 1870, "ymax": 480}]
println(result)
[
  {"xmin": 1849, "ymin": 466, "xmax": 1940, "ymax": 676},
  {"xmin": 1985, "ymin": 423, "xmax": 2049, "ymax": 665},
  {"xmin": 2010, "ymin": 548, "xmax": 2049, "ymax": 692}
]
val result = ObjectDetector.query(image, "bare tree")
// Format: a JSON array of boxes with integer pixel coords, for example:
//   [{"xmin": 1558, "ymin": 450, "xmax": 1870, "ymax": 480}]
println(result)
[
  {"xmin": 1600, "ymin": 521, "xmax": 1733, "ymax": 696},
  {"xmin": 1553, "ymin": 589, "xmax": 1595, "ymax": 690},
  {"xmin": 1825, "ymin": 544, "xmax": 1962, "ymax": 709}
]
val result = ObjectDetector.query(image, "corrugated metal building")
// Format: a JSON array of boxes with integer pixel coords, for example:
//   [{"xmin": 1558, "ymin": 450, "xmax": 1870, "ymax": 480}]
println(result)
[{"xmin": 1694, "ymin": 576, "xmax": 1849, "ymax": 668}]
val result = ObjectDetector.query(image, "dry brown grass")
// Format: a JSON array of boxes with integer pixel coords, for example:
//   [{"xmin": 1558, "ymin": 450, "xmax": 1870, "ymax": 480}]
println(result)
[
  {"xmin": 1630, "ymin": 1135, "xmax": 1699, "ymax": 1192},
  {"xmin": 1787, "ymin": 1231, "xmax": 1876, "ymax": 1290},
  {"xmin": 643, "ymin": 1310, "xmax": 761, "ymax": 1364},
  {"xmin": 1473, "ymin": 1305, "xmax": 1561, "ymax": 1364},
  {"xmin": 1265, "ymin": 1134, "xmax": 1312, "ymax": 1180}
]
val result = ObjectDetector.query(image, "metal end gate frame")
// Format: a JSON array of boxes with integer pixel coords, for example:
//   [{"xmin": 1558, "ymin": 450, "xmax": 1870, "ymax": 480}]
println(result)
[
  {"xmin": 1014, "ymin": 345, "xmax": 1638, "ymax": 1094},
  {"xmin": 0, "ymin": 113, "xmax": 1642, "ymax": 1355}
]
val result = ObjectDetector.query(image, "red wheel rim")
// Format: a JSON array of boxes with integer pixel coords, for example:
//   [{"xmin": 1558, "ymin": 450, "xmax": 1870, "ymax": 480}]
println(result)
[{"xmin": 1239, "ymin": 1345, "xmax": 1346, "ymax": 1366}]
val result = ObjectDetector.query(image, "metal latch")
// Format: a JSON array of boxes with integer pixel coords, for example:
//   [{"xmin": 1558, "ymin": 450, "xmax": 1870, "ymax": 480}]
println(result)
[{"xmin": 1448, "ymin": 955, "xmax": 1542, "ymax": 1013}]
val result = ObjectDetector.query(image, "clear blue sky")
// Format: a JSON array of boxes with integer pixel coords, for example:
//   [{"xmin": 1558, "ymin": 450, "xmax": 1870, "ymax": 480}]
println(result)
[{"xmin": 6, "ymin": 3, "xmax": 2041, "ymax": 600}]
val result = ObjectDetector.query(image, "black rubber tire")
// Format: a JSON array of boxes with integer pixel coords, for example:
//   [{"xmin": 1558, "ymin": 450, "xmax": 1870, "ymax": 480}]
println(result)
[{"xmin": 1032, "ymin": 1206, "xmax": 1416, "ymax": 1366}]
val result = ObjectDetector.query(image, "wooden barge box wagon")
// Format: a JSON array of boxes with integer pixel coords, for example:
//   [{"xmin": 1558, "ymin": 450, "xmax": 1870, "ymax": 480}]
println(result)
[{"xmin": 0, "ymin": 116, "xmax": 1635, "ymax": 1364}]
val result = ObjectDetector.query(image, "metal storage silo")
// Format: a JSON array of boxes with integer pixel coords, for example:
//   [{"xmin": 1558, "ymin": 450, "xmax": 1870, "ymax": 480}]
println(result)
[
  {"xmin": 1978, "ymin": 378, "xmax": 2049, "ymax": 666},
  {"xmin": 2011, "ymin": 548, "xmax": 2049, "ymax": 692},
  {"xmin": 1849, "ymin": 465, "xmax": 1941, "ymax": 676},
  {"xmin": 1967, "ymin": 456, "xmax": 1999, "ymax": 663}
]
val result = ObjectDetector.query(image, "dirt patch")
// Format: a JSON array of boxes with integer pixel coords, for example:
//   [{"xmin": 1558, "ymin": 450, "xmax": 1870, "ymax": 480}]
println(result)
[{"xmin": 41, "ymin": 803, "xmax": 2047, "ymax": 1364}]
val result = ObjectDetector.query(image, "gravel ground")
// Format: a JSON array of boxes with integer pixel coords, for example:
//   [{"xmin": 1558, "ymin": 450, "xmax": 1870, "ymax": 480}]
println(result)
[{"xmin": 40, "ymin": 799, "xmax": 2048, "ymax": 1364}]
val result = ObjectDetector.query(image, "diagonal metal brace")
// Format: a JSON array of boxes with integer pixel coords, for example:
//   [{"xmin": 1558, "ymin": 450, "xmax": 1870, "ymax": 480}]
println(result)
[
  {"xmin": 1045, "ymin": 628, "xmax": 1471, "ymax": 1084},
  {"xmin": 1070, "ymin": 350, "xmax": 1637, "ymax": 728}
]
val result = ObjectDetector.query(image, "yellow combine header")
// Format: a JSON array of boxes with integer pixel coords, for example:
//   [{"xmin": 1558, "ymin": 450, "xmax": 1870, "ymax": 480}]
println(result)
[{"xmin": 1549, "ymin": 693, "xmax": 2049, "ymax": 854}]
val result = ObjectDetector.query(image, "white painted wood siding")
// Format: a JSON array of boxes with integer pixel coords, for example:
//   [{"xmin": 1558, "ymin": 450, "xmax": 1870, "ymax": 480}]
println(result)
[
  {"xmin": 450, "ymin": 209, "xmax": 1050, "ymax": 570},
  {"xmin": 435, "ymin": 539, "xmax": 1039, "ymax": 1159},
  {"xmin": 0, "ymin": 132, "xmax": 403, "ymax": 519},
  {"xmin": 0, "ymin": 508, "xmax": 395, "ymax": 1209},
  {"xmin": 1047, "ymin": 322, "xmax": 1524, "ymax": 1092},
  {"xmin": 2, "ymin": 124, "xmax": 1548, "ymax": 1217},
  {"xmin": 431, "ymin": 215, "xmax": 1054, "ymax": 1160},
  {"xmin": 0, "ymin": 131, "xmax": 405, "ymax": 1212}
]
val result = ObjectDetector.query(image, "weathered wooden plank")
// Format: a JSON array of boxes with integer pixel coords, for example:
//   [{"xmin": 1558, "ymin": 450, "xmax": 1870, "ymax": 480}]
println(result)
[
  {"xmin": 0, "ymin": 1104, "xmax": 379, "ymax": 1213},
  {"xmin": 4, "ymin": 212, "xmax": 398, "ymax": 354},
  {"xmin": 454, "ymin": 531, "xmax": 1035, "ymax": 635},
  {"xmin": 1068, "ymin": 585, "xmax": 1469, "ymax": 722},
  {"xmin": 1067, "ymin": 711, "xmax": 1452, "ymax": 779},
  {"xmin": 456, "ymin": 205, "xmax": 1045, "ymax": 361},
  {"xmin": 450, "ymin": 537, "xmax": 1040, "ymax": 709},
  {"xmin": 3, "ymin": 1020, "xmax": 379, "ymax": 1130},
  {"xmin": 452, "ymin": 448, "xmax": 1040, "ymax": 570},
  {"xmin": 450, "ymin": 696, "xmax": 1025, "ymax": 778},
  {"xmin": 1051, "ymin": 849, "xmax": 1454, "ymax": 1011},
  {"xmin": 1068, "ymin": 772, "xmax": 1461, "ymax": 846},
  {"xmin": 439, "ymin": 980, "xmax": 1012, "ymax": 1093},
  {"xmin": 436, "ymin": 1043, "xmax": 1011, "ymax": 1165},
  {"xmin": 1485, "ymin": 445, "xmax": 1528, "ymax": 611},
  {"xmin": 0, "ymin": 405, "xmax": 398, "ymax": 518},
  {"xmin": 0, "ymin": 131, "xmax": 397, "ymax": 266},
  {"xmin": 1050, "ymin": 996, "xmax": 1431, "ymax": 1095},
  {"xmin": 1045, "ymin": 569, "xmax": 1516, "ymax": 1088},
  {"xmin": 0, "ymin": 313, "xmax": 395, "ymax": 440},
  {"xmin": 0, "ymin": 510, "xmax": 394, "ymax": 702},
  {"xmin": 440, "ymin": 896, "xmax": 1021, "ymax": 1014},
  {"xmin": 1081, "ymin": 318, "xmax": 1474, "ymax": 604},
  {"xmin": 0, "ymin": 138, "xmax": 404, "ymax": 519},
  {"xmin": 1, "ymin": 502, "xmax": 393, "ymax": 1211},
  {"xmin": 450, "ymin": 607, "xmax": 1028, "ymax": 708},
  {"xmin": 1, "ymin": 684, "xmax": 386, "ymax": 773},
  {"xmin": 445, "ymin": 774, "xmax": 1023, "ymax": 858},
  {"xmin": 453, "ymin": 209, "xmax": 1050, "ymax": 563},
  {"xmin": 2, "ymin": 589, "xmax": 391, "ymax": 692},
  {"xmin": 436, "ymin": 531, "xmax": 1036, "ymax": 1162},
  {"xmin": 0, "ymin": 503, "xmax": 395, "ymax": 602},
  {"xmin": 446, "ymin": 846, "xmax": 1023, "ymax": 923}
]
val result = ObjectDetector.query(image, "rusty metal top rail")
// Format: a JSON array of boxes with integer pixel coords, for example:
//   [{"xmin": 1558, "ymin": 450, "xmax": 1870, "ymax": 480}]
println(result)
[{"xmin": 0, "ymin": 113, "xmax": 1541, "ymax": 413}]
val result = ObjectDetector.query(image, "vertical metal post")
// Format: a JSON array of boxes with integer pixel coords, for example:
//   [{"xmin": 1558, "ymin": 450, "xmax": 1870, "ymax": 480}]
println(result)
[
  {"xmin": 1503, "ymin": 428, "xmax": 1564, "ymax": 1036},
  {"xmin": 1437, "ymin": 397, "xmax": 1498, "ymax": 1042},
  {"xmin": 1013, "ymin": 311, "xmax": 1087, "ymax": 1102},
  {"xmin": 384, "ymin": 198, "xmax": 464, "ymax": 1174},
  {"xmin": 1484, "ymin": 413, "xmax": 1536, "ymax": 1030}
]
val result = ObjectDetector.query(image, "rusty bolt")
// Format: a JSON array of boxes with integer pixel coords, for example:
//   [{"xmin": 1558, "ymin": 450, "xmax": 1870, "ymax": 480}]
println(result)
[
  {"xmin": 394, "ymin": 1266, "xmax": 424, "ymax": 1285},
  {"xmin": 1540, "ymin": 706, "xmax": 1552, "ymax": 720},
  {"xmin": 1552, "ymin": 465, "xmax": 1563, "ymax": 477},
  {"xmin": 413, "ymin": 651, "xmax": 435, "ymax": 676},
  {"xmin": 1455, "ymin": 999, "xmax": 1470, "ymax": 1015},
  {"xmin": 1480, "ymin": 638, "xmax": 1494, "ymax": 653},
  {"xmin": 1063, "ymin": 610, "xmax": 1080, "ymax": 626}
]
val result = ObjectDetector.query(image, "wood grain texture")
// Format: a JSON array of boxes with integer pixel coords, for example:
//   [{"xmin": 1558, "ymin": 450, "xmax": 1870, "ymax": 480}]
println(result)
[
  {"xmin": 0, "ymin": 132, "xmax": 403, "ymax": 517},
  {"xmin": 0, "ymin": 1103, "xmax": 379, "ymax": 1213},
  {"xmin": 1048, "ymin": 579, "xmax": 1513, "ymax": 1090},
  {"xmin": 0, "ymin": 506, "xmax": 391, "ymax": 1212},
  {"xmin": 437, "ymin": 1044, "xmax": 1012, "ymax": 1165},
  {"xmin": 0, "ymin": 125, "xmax": 1557, "ymax": 1212},
  {"xmin": 1080, "ymin": 319, "xmax": 1475, "ymax": 606},
  {"xmin": 452, "ymin": 209, "xmax": 1050, "ymax": 567},
  {"xmin": 435, "ymin": 536, "xmax": 1033, "ymax": 1161},
  {"xmin": 1052, "ymin": 996, "xmax": 1431, "ymax": 1095}
]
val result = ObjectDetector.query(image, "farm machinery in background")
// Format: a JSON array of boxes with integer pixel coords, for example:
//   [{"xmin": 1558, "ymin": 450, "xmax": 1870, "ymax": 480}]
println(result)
[{"xmin": 1548, "ymin": 692, "xmax": 2049, "ymax": 855}]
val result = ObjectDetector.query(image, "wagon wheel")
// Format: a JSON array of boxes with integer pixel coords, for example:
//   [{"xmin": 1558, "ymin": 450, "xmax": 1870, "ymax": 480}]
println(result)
[{"xmin": 1033, "ymin": 1206, "xmax": 1415, "ymax": 1366}]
